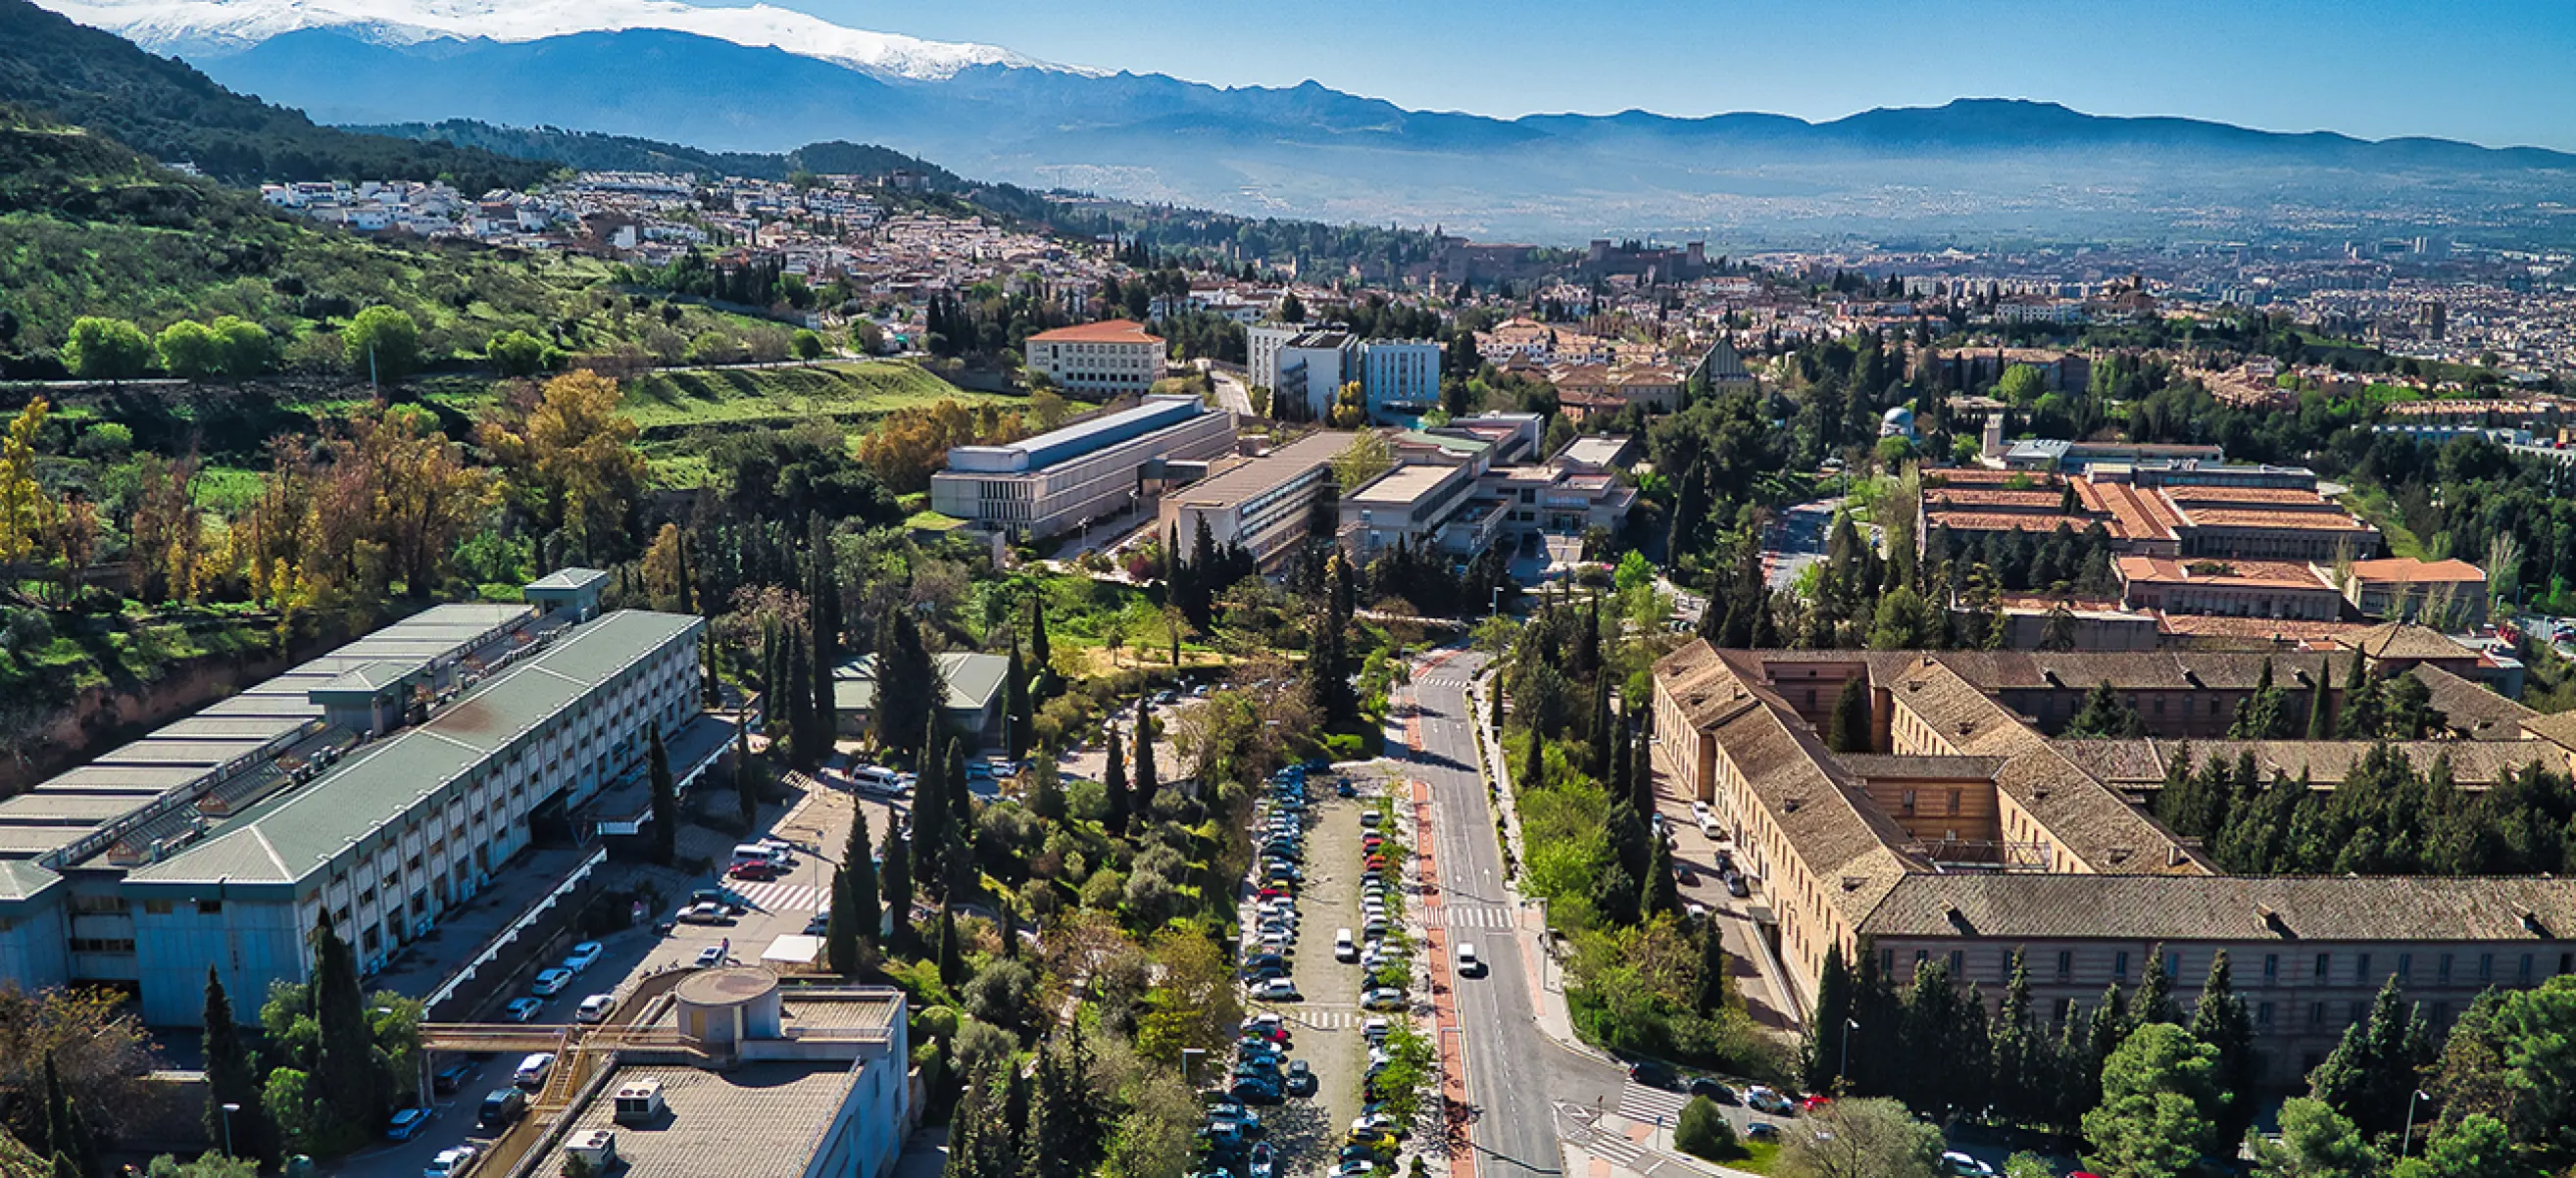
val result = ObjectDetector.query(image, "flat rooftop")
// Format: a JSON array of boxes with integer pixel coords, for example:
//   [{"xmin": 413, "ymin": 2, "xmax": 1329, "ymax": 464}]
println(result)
[
  {"xmin": 1165, "ymin": 430, "xmax": 1354, "ymax": 509},
  {"xmin": 528, "ymin": 1061, "xmax": 868, "ymax": 1178},
  {"xmin": 944, "ymin": 395, "xmax": 1211, "ymax": 475},
  {"xmin": 1347, "ymin": 465, "xmax": 1458, "ymax": 508}
]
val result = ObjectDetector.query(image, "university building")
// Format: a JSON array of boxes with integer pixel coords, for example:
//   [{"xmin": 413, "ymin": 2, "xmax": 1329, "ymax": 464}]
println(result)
[
  {"xmin": 928, "ymin": 395, "xmax": 1237, "ymax": 540},
  {"xmin": 1652, "ymin": 631, "xmax": 2576, "ymax": 1082}
]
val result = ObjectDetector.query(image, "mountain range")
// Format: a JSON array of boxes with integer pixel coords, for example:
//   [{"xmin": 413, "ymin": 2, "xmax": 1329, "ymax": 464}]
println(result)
[{"xmin": 37, "ymin": 0, "xmax": 2576, "ymax": 245}]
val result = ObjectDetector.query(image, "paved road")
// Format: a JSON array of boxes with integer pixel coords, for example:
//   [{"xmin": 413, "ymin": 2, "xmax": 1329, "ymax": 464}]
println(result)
[
  {"xmin": 1397, "ymin": 650, "xmax": 1621, "ymax": 1178},
  {"xmin": 1761, "ymin": 497, "xmax": 1843, "ymax": 591},
  {"xmin": 1204, "ymin": 363, "xmax": 1257, "ymax": 417}
]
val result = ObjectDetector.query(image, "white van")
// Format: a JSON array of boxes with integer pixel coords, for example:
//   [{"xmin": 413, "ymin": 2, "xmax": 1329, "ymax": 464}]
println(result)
[
  {"xmin": 850, "ymin": 765, "xmax": 914, "ymax": 797},
  {"xmin": 1334, "ymin": 929, "xmax": 1357, "ymax": 962},
  {"xmin": 1458, "ymin": 943, "xmax": 1486, "ymax": 977},
  {"xmin": 729, "ymin": 844, "xmax": 772, "ymax": 869}
]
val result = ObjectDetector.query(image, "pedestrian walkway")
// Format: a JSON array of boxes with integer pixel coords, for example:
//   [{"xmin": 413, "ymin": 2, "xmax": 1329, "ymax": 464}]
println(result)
[
  {"xmin": 1286, "ymin": 1008, "xmax": 1385, "ymax": 1030},
  {"xmin": 1419, "ymin": 905, "xmax": 1517, "ymax": 929},
  {"xmin": 726, "ymin": 881, "xmax": 822, "ymax": 913},
  {"xmin": 1616, "ymin": 1084, "xmax": 1690, "ymax": 1125}
]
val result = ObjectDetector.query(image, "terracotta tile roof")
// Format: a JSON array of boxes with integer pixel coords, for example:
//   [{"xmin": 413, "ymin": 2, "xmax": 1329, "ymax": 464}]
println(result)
[
  {"xmin": 1858, "ymin": 873, "xmax": 2576, "ymax": 942},
  {"xmin": 2179, "ymin": 508, "xmax": 2378, "ymax": 531},
  {"xmin": 2116, "ymin": 557, "xmax": 2336, "ymax": 592},
  {"xmin": 2348, "ymin": 558, "xmax": 2489, "ymax": 586},
  {"xmin": 2405, "ymin": 663, "xmax": 2537, "ymax": 739},
  {"xmin": 1994, "ymin": 743, "xmax": 2210, "ymax": 874},
  {"xmin": 1926, "ymin": 512, "xmax": 2101, "ymax": 535},
  {"xmin": 2335, "ymin": 622, "xmax": 2479, "ymax": 662},
  {"xmin": 1831, "ymin": 754, "xmax": 2012, "ymax": 780},
  {"xmin": 2066, "ymin": 737, "xmax": 2555, "ymax": 789},
  {"xmin": 2155, "ymin": 615, "xmax": 2369, "ymax": 643},
  {"xmin": 1026, "ymin": 319, "xmax": 1163, "ymax": 345},
  {"xmin": 2160, "ymin": 486, "xmax": 2347, "ymax": 507}
]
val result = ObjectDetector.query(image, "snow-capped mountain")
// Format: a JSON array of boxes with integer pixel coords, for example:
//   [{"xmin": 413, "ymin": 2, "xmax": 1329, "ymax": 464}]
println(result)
[{"xmin": 34, "ymin": 0, "xmax": 1090, "ymax": 79}]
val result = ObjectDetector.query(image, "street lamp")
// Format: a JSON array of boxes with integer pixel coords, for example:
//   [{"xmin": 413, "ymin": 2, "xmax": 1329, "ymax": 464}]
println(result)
[
  {"xmin": 2403, "ymin": 1089, "xmax": 2431, "ymax": 1157},
  {"xmin": 219, "ymin": 1104, "xmax": 238, "ymax": 1157},
  {"xmin": 1838, "ymin": 1018, "xmax": 1859, "ymax": 1092}
]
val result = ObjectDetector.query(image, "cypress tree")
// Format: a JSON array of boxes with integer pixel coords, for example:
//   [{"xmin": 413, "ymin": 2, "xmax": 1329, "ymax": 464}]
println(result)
[
  {"xmin": 946, "ymin": 737, "xmax": 972, "ymax": 832},
  {"xmin": 1521, "ymin": 725, "xmax": 1546, "ymax": 790},
  {"xmin": 936, "ymin": 905, "xmax": 965, "ymax": 988},
  {"xmin": 847, "ymin": 805, "xmax": 880, "ymax": 944},
  {"xmin": 1005, "ymin": 641, "xmax": 1031, "ymax": 761},
  {"xmin": 1102, "ymin": 727, "xmax": 1130, "ymax": 836},
  {"xmin": 647, "ymin": 726, "xmax": 676, "ymax": 865},
  {"xmin": 734, "ymin": 722, "xmax": 759, "ymax": 831},
  {"xmin": 203, "ymin": 969, "xmax": 272, "ymax": 1163},
  {"xmin": 2191, "ymin": 951, "xmax": 2257, "ymax": 1149},
  {"xmin": 1629, "ymin": 723, "xmax": 1655, "ymax": 812},
  {"xmin": 1804, "ymin": 943, "xmax": 1855, "ymax": 1094},
  {"xmin": 808, "ymin": 570, "xmax": 837, "ymax": 771},
  {"xmin": 2131, "ymin": 943, "xmax": 2177, "ymax": 1029},
  {"xmin": 914, "ymin": 716, "xmax": 950, "ymax": 894},
  {"xmin": 1691, "ymin": 924, "xmax": 1729, "ymax": 1016},
  {"xmin": 1828, "ymin": 676, "xmax": 1872, "ymax": 753},
  {"xmin": 1130, "ymin": 701, "xmax": 1158, "ymax": 815},
  {"xmin": 2304, "ymin": 658, "xmax": 2335, "ymax": 739},
  {"xmin": 1643, "ymin": 832, "xmax": 1680, "ymax": 918},
  {"xmin": 880, "ymin": 821, "xmax": 914, "ymax": 951},
  {"xmin": 1608, "ymin": 708, "xmax": 1632, "ymax": 805},
  {"xmin": 1992, "ymin": 950, "xmax": 2035, "ymax": 1124},
  {"xmin": 825, "ymin": 866, "xmax": 859, "ymax": 975},
  {"xmin": 1028, "ymin": 599, "xmax": 1051, "ymax": 691},
  {"xmin": 1587, "ymin": 675, "xmax": 1612, "ymax": 778},
  {"xmin": 310, "ymin": 911, "xmax": 387, "ymax": 1137},
  {"xmin": 997, "ymin": 896, "xmax": 1018, "ymax": 960}
]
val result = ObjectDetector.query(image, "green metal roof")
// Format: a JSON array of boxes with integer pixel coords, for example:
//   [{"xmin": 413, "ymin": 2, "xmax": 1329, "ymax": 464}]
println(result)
[
  {"xmin": 0, "ymin": 858, "xmax": 62, "ymax": 907},
  {"xmin": 833, "ymin": 651, "xmax": 1010, "ymax": 716},
  {"xmin": 130, "ymin": 611, "xmax": 698, "ymax": 888}
]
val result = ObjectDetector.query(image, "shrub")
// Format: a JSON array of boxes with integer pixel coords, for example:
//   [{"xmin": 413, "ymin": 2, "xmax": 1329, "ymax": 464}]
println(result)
[
  {"xmin": 63, "ymin": 317, "xmax": 152, "ymax": 379},
  {"xmin": 344, "ymin": 306, "xmax": 421, "ymax": 381},
  {"xmin": 1673, "ymin": 1096, "xmax": 1736, "ymax": 1161}
]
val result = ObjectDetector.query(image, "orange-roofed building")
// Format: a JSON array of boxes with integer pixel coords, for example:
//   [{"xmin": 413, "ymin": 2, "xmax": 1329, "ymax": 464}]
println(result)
[
  {"xmin": 1024, "ymin": 319, "xmax": 1165, "ymax": 396},
  {"xmin": 2341, "ymin": 557, "xmax": 2491, "ymax": 627},
  {"xmin": 2115, "ymin": 557, "xmax": 2342, "ymax": 620}
]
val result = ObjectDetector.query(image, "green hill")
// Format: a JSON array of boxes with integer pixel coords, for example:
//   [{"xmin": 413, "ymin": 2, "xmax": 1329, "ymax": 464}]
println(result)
[
  {"xmin": 0, "ymin": 0, "xmax": 549, "ymax": 189},
  {"xmin": 351, "ymin": 120, "xmax": 965, "ymax": 187}
]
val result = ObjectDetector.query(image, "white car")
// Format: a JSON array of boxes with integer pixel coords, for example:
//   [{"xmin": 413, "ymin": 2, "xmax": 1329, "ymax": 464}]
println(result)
[
  {"xmin": 562, "ymin": 942, "xmax": 604, "ymax": 973},
  {"xmin": 1256, "ymin": 978, "xmax": 1303, "ymax": 1002},
  {"xmin": 694, "ymin": 945, "xmax": 727, "ymax": 968},
  {"xmin": 424, "ymin": 1146, "xmax": 480, "ymax": 1178},
  {"xmin": 531, "ymin": 968, "xmax": 573, "ymax": 997},
  {"xmin": 1361, "ymin": 987, "xmax": 1406, "ymax": 1011},
  {"xmin": 503, "ymin": 997, "xmax": 544, "ymax": 1022},
  {"xmin": 1362, "ymin": 1016, "xmax": 1391, "ymax": 1042},
  {"xmin": 575, "ymin": 994, "xmax": 617, "ymax": 1024}
]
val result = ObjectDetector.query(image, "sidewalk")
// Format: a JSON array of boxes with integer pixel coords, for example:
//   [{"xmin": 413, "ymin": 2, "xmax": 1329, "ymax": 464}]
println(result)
[
  {"xmin": 1560, "ymin": 1104, "xmax": 1765, "ymax": 1178},
  {"xmin": 1461, "ymin": 664, "xmax": 1610, "ymax": 1065}
]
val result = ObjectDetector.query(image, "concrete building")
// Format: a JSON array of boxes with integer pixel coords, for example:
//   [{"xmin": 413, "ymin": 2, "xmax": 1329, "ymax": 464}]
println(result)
[
  {"xmin": 1275, "ymin": 330, "xmax": 1361, "ymax": 419},
  {"xmin": 1653, "ymin": 639, "xmax": 2576, "ymax": 1084},
  {"xmin": 508, "ymin": 968, "xmax": 911, "ymax": 1178},
  {"xmin": 1156, "ymin": 431, "xmax": 1356, "ymax": 571},
  {"xmin": 928, "ymin": 395, "xmax": 1236, "ymax": 540},
  {"xmin": 1021, "ymin": 319, "xmax": 1164, "ymax": 398},
  {"xmin": 1362, "ymin": 339, "xmax": 1444, "ymax": 421},
  {"xmin": 0, "ymin": 575, "xmax": 703, "ymax": 1025},
  {"xmin": 1339, "ymin": 463, "xmax": 1501, "ymax": 559},
  {"xmin": 1923, "ymin": 469, "xmax": 2379, "ymax": 564},
  {"xmin": 831, "ymin": 652, "xmax": 1012, "ymax": 749}
]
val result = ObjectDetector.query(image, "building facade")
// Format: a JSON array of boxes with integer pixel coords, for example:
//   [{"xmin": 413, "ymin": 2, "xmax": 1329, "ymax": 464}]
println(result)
[
  {"xmin": 928, "ymin": 395, "xmax": 1237, "ymax": 539},
  {"xmin": 1022, "ymin": 319, "xmax": 1165, "ymax": 397},
  {"xmin": 1157, "ymin": 431, "xmax": 1356, "ymax": 571},
  {"xmin": 1362, "ymin": 340, "xmax": 1444, "ymax": 421}
]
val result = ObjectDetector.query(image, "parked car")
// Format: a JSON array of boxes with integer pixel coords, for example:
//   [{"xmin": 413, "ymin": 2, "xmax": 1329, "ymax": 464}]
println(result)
[
  {"xmin": 385, "ymin": 1107, "xmax": 431, "ymax": 1142},
  {"xmin": 503, "ymin": 997, "xmax": 544, "ymax": 1022},
  {"xmin": 423, "ymin": 1145, "xmax": 480, "ymax": 1178},
  {"xmin": 531, "ymin": 967, "xmax": 573, "ymax": 997},
  {"xmin": 1687, "ymin": 1076, "xmax": 1739, "ymax": 1104},
  {"xmin": 1744, "ymin": 1122, "xmax": 1779, "ymax": 1142},
  {"xmin": 1628, "ymin": 1059, "xmax": 1680, "ymax": 1090},
  {"xmin": 1942, "ymin": 1153, "xmax": 1998, "ymax": 1178},
  {"xmin": 562, "ymin": 941, "xmax": 604, "ymax": 972},
  {"xmin": 728, "ymin": 859, "xmax": 779, "ymax": 881},
  {"xmin": 1746, "ymin": 1086, "xmax": 1796, "ymax": 1115},
  {"xmin": 1286, "ymin": 1059, "xmax": 1316, "ymax": 1097},
  {"xmin": 575, "ymin": 994, "xmax": 618, "ymax": 1024},
  {"xmin": 678, "ymin": 901, "xmax": 728, "ymax": 924},
  {"xmin": 513, "ymin": 1053, "xmax": 556, "ymax": 1090},
  {"xmin": 1256, "ymin": 978, "xmax": 1303, "ymax": 1002},
  {"xmin": 432, "ymin": 1061, "xmax": 477, "ymax": 1095},
  {"xmin": 1361, "ymin": 987, "xmax": 1406, "ymax": 1011},
  {"xmin": 694, "ymin": 945, "xmax": 727, "ymax": 967},
  {"xmin": 477, "ymin": 1089, "xmax": 527, "ymax": 1128}
]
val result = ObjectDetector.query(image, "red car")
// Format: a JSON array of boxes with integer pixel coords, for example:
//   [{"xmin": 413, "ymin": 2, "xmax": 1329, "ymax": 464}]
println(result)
[
  {"xmin": 728, "ymin": 860, "xmax": 778, "ymax": 880},
  {"xmin": 1257, "ymin": 886, "xmax": 1289, "ymax": 901},
  {"xmin": 1798, "ymin": 1095, "xmax": 1833, "ymax": 1112}
]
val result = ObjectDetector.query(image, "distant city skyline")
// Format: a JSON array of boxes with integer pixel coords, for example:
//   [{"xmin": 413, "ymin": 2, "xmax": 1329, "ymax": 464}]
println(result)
[{"xmin": 793, "ymin": 0, "xmax": 2576, "ymax": 152}]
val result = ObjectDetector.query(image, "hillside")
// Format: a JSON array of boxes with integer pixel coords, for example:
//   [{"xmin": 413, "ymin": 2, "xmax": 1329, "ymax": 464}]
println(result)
[
  {"xmin": 0, "ymin": 0, "xmax": 548, "ymax": 187},
  {"xmin": 344, "ymin": 119, "xmax": 961, "ymax": 186}
]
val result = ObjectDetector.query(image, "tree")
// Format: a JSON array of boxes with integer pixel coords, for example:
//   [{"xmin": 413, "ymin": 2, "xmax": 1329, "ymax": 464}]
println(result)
[
  {"xmin": 2131, "ymin": 945, "xmax": 2177, "ymax": 1029},
  {"xmin": 1005, "ymin": 641, "xmax": 1032, "ymax": 761},
  {"xmin": 344, "ymin": 306, "xmax": 421, "ymax": 382},
  {"xmin": 647, "ymin": 727, "xmax": 676, "ymax": 865},
  {"xmin": 1828, "ymin": 677, "xmax": 1872, "ymax": 753},
  {"xmin": 62, "ymin": 318, "xmax": 151, "ymax": 380},
  {"xmin": 1102, "ymin": 727, "xmax": 1130, "ymax": 836},
  {"xmin": 309, "ymin": 912, "xmax": 389, "ymax": 1139},
  {"xmin": 936, "ymin": 906, "xmax": 965, "ymax": 988},
  {"xmin": 2065, "ymin": 681, "xmax": 2147, "ymax": 738},
  {"xmin": 209, "ymin": 316, "xmax": 271, "ymax": 377},
  {"xmin": 473, "ymin": 370, "xmax": 649, "ymax": 561},
  {"xmin": 1867, "ymin": 585, "xmax": 1939, "ymax": 650},
  {"xmin": 486, "ymin": 329, "xmax": 553, "ymax": 377},
  {"xmin": 155, "ymin": 320, "xmax": 223, "ymax": 378},
  {"xmin": 1674, "ymin": 1096, "xmax": 1737, "ymax": 1161},
  {"xmin": 733, "ymin": 723, "xmax": 760, "ymax": 831},
  {"xmin": 1028, "ymin": 599, "xmax": 1052, "ymax": 688},
  {"xmin": 846, "ymin": 805, "xmax": 880, "ymax": 945},
  {"xmin": 914, "ymin": 716, "xmax": 952, "ymax": 891},
  {"xmin": 2304, "ymin": 660, "xmax": 2336, "ymax": 739},
  {"xmin": 1779, "ymin": 1097, "xmax": 1942, "ymax": 1178},
  {"xmin": 1692, "ymin": 924, "xmax": 1730, "ymax": 1017},
  {"xmin": 1131, "ymin": 700, "xmax": 1159, "ymax": 815},
  {"xmin": 201, "ymin": 970, "xmax": 272, "ymax": 1163},
  {"xmin": 1643, "ymin": 834, "xmax": 1681, "ymax": 918},
  {"xmin": 2309, "ymin": 975, "xmax": 2430, "ymax": 1140},
  {"xmin": 2191, "ymin": 952, "xmax": 2258, "ymax": 1151},
  {"xmin": 1805, "ymin": 944, "xmax": 1858, "ymax": 1094},
  {"xmin": 2084, "ymin": 1023, "xmax": 2225, "ymax": 1178},
  {"xmin": 792, "ymin": 329, "xmax": 826, "ymax": 361},
  {"xmin": 2253, "ymin": 1098, "xmax": 2381, "ymax": 1178},
  {"xmin": 2394, "ymin": 1115, "xmax": 2525, "ymax": 1178},
  {"xmin": 825, "ymin": 866, "xmax": 859, "ymax": 975},
  {"xmin": 880, "ymin": 819, "xmax": 915, "ymax": 949}
]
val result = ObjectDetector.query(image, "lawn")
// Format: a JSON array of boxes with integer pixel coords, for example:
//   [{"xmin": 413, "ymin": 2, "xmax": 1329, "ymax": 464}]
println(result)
[
  {"xmin": 616, "ymin": 361, "xmax": 1024, "ymax": 433},
  {"xmin": 2336, "ymin": 481, "xmax": 2425, "ymax": 560}
]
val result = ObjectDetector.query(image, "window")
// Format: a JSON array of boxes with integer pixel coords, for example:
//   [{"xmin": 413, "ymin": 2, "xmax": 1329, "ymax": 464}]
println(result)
[
  {"xmin": 2056, "ymin": 951, "xmax": 2073, "ymax": 983},
  {"xmin": 2264, "ymin": 954, "xmax": 2280, "ymax": 983},
  {"xmin": 2432, "ymin": 1002, "xmax": 2451, "ymax": 1026},
  {"xmin": 2439, "ymin": 954, "xmax": 2452, "ymax": 983},
  {"xmin": 1950, "ymin": 950, "xmax": 1964, "ymax": 976},
  {"xmin": 1901, "ymin": 789, "xmax": 1917, "ymax": 814},
  {"xmin": 1883, "ymin": 949, "xmax": 1896, "ymax": 975},
  {"xmin": 2520, "ymin": 954, "xmax": 2533, "ymax": 983},
  {"xmin": 2256, "ymin": 1003, "xmax": 2274, "ymax": 1026},
  {"xmin": 2357, "ymin": 953, "xmax": 2373, "ymax": 981},
  {"xmin": 2309, "ymin": 1002, "xmax": 2326, "ymax": 1028},
  {"xmin": 1914, "ymin": 949, "xmax": 1930, "ymax": 967},
  {"xmin": 197, "ymin": 900, "xmax": 223, "ymax": 915},
  {"xmin": 1948, "ymin": 789, "xmax": 1963, "ymax": 816},
  {"xmin": 2114, "ymin": 952, "xmax": 2130, "ymax": 981},
  {"xmin": 2165, "ymin": 952, "xmax": 2182, "ymax": 979},
  {"xmin": 2480, "ymin": 954, "xmax": 2494, "ymax": 982},
  {"xmin": 2397, "ymin": 954, "xmax": 2411, "ymax": 980},
  {"xmin": 2315, "ymin": 952, "xmax": 2333, "ymax": 982},
  {"xmin": 143, "ymin": 900, "xmax": 173, "ymax": 915}
]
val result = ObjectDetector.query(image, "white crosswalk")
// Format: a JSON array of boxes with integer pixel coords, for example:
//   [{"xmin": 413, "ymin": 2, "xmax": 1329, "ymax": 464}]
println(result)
[
  {"xmin": 1422, "ymin": 905, "xmax": 1516, "ymax": 929},
  {"xmin": 727, "ymin": 881, "xmax": 822, "ymax": 913},
  {"xmin": 1617, "ymin": 1082, "xmax": 1691, "ymax": 1125},
  {"xmin": 1286, "ymin": 1009, "xmax": 1379, "ymax": 1030},
  {"xmin": 1415, "ymin": 675, "xmax": 1476, "ymax": 690},
  {"xmin": 1586, "ymin": 1128, "xmax": 1649, "ymax": 1168}
]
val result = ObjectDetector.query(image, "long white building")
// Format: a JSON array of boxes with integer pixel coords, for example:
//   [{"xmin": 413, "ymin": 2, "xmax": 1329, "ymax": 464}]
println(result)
[{"xmin": 929, "ymin": 395, "xmax": 1238, "ymax": 539}]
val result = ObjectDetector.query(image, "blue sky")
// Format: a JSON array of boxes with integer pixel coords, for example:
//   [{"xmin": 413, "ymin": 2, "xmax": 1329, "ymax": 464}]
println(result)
[{"xmin": 794, "ymin": 0, "xmax": 2576, "ymax": 150}]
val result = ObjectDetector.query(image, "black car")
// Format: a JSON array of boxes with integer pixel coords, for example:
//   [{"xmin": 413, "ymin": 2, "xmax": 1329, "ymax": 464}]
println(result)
[
  {"xmin": 1627, "ymin": 1059, "xmax": 1680, "ymax": 1091},
  {"xmin": 431, "ymin": 1061, "xmax": 477, "ymax": 1095},
  {"xmin": 1688, "ymin": 1076, "xmax": 1740, "ymax": 1104},
  {"xmin": 478, "ymin": 1088, "xmax": 528, "ymax": 1128}
]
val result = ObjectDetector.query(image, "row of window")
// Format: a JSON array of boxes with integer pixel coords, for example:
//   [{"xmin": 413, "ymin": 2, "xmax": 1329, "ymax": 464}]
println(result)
[{"xmin": 1892, "ymin": 945, "xmax": 2570, "ymax": 990}]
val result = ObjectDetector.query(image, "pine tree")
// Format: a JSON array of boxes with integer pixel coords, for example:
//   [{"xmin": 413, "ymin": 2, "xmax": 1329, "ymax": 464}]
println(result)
[
  {"xmin": 996, "ymin": 896, "xmax": 1018, "ymax": 960},
  {"xmin": 1521, "ymin": 725, "xmax": 1546, "ymax": 790},
  {"xmin": 1829, "ymin": 676, "xmax": 1872, "ymax": 753},
  {"xmin": 647, "ymin": 726, "xmax": 676, "ymax": 865},
  {"xmin": 1102, "ymin": 726, "xmax": 1130, "ymax": 835},
  {"xmin": 1608, "ymin": 707, "xmax": 1632, "ymax": 805},
  {"xmin": 202, "ymin": 969, "xmax": 272, "ymax": 1163},
  {"xmin": 2131, "ymin": 945, "xmax": 2177, "ymax": 1029},
  {"xmin": 880, "ymin": 822, "xmax": 915, "ymax": 951},
  {"xmin": 1130, "ymin": 700, "xmax": 1158, "ymax": 815},
  {"xmin": 807, "ymin": 556, "xmax": 839, "ymax": 771},
  {"xmin": 2191, "ymin": 951, "xmax": 2257, "ymax": 1150}
]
